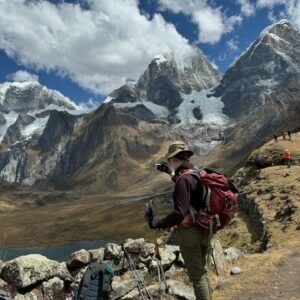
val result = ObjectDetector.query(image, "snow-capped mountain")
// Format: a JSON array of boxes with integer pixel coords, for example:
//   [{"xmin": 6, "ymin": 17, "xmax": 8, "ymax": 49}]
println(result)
[
  {"xmin": 0, "ymin": 81, "xmax": 78, "ymax": 113},
  {"xmin": 0, "ymin": 81, "xmax": 85, "ymax": 145},
  {"xmin": 205, "ymin": 20, "xmax": 300, "ymax": 175},
  {"xmin": 213, "ymin": 19, "xmax": 300, "ymax": 119},
  {"xmin": 1, "ymin": 20, "xmax": 300, "ymax": 194},
  {"xmin": 105, "ymin": 50, "xmax": 226, "ymax": 127}
]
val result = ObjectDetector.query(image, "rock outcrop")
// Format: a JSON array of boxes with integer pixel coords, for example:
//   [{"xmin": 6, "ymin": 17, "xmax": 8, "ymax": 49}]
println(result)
[{"xmin": 0, "ymin": 238, "xmax": 234, "ymax": 299}]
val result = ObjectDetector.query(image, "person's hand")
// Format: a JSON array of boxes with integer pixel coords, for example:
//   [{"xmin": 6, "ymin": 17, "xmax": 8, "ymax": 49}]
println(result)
[{"xmin": 148, "ymin": 218, "xmax": 162, "ymax": 229}]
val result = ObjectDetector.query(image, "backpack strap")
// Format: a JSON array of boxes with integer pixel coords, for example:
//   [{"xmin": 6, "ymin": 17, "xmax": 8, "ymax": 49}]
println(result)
[{"xmin": 178, "ymin": 168, "xmax": 211, "ymax": 213}]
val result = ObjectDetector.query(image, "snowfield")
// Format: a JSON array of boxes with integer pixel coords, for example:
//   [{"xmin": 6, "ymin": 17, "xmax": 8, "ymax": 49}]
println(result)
[{"xmin": 175, "ymin": 89, "xmax": 229, "ymax": 127}]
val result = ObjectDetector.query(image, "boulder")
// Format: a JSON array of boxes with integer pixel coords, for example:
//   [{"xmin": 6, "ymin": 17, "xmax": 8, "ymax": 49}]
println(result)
[
  {"xmin": 110, "ymin": 277, "xmax": 137, "ymax": 300},
  {"xmin": 124, "ymin": 238, "xmax": 145, "ymax": 254},
  {"xmin": 55, "ymin": 262, "xmax": 73, "ymax": 282},
  {"xmin": 14, "ymin": 288, "xmax": 44, "ymax": 299},
  {"xmin": 149, "ymin": 249, "xmax": 176, "ymax": 271},
  {"xmin": 224, "ymin": 247, "xmax": 242, "ymax": 261},
  {"xmin": 104, "ymin": 243, "xmax": 123, "ymax": 261},
  {"xmin": 70, "ymin": 265, "xmax": 88, "ymax": 293},
  {"xmin": 209, "ymin": 239, "xmax": 231, "ymax": 276},
  {"xmin": 42, "ymin": 277, "xmax": 64, "ymax": 299},
  {"xmin": 0, "ymin": 254, "xmax": 60, "ymax": 289},
  {"xmin": 167, "ymin": 279, "xmax": 195, "ymax": 300},
  {"xmin": 141, "ymin": 243, "xmax": 155, "ymax": 258},
  {"xmin": 165, "ymin": 245, "xmax": 180, "ymax": 256},
  {"xmin": 89, "ymin": 248, "xmax": 104, "ymax": 262},
  {"xmin": 67, "ymin": 249, "xmax": 91, "ymax": 269},
  {"xmin": 165, "ymin": 264, "xmax": 187, "ymax": 279}
]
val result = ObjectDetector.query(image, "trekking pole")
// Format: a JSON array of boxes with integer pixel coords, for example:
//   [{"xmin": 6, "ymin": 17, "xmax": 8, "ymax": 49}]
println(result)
[
  {"xmin": 208, "ymin": 245, "xmax": 219, "ymax": 277},
  {"xmin": 122, "ymin": 245, "xmax": 153, "ymax": 300},
  {"xmin": 152, "ymin": 228, "xmax": 168, "ymax": 294},
  {"xmin": 145, "ymin": 201, "xmax": 168, "ymax": 294}
]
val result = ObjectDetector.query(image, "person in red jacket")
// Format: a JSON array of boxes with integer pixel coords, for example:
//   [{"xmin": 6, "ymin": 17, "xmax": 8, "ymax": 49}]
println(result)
[
  {"xmin": 149, "ymin": 141, "xmax": 212, "ymax": 300},
  {"xmin": 284, "ymin": 149, "xmax": 292, "ymax": 168}
]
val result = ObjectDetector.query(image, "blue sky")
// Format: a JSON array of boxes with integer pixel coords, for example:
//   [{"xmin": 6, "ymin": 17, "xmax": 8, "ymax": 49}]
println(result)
[{"xmin": 0, "ymin": 0, "xmax": 298, "ymax": 107}]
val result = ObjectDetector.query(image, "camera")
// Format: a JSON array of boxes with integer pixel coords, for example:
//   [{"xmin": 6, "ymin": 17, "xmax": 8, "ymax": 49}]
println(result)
[{"xmin": 156, "ymin": 162, "xmax": 171, "ymax": 174}]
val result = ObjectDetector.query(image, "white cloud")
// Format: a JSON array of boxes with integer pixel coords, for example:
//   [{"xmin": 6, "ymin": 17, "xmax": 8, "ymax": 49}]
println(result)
[
  {"xmin": 0, "ymin": 0, "xmax": 196, "ymax": 95},
  {"xmin": 227, "ymin": 38, "xmax": 239, "ymax": 51},
  {"xmin": 6, "ymin": 70, "xmax": 39, "ymax": 82},
  {"xmin": 78, "ymin": 98, "xmax": 100, "ymax": 110},
  {"xmin": 158, "ymin": 0, "xmax": 242, "ymax": 44},
  {"xmin": 256, "ymin": 0, "xmax": 286, "ymax": 8},
  {"xmin": 236, "ymin": 0, "xmax": 256, "ymax": 16},
  {"xmin": 256, "ymin": 0, "xmax": 300, "ymax": 30}
]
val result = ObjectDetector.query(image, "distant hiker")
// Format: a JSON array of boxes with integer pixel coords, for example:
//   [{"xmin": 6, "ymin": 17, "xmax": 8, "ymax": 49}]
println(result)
[
  {"xmin": 148, "ymin": 141, "xmax": 212, "ymax": 300},
  {"xmin": 284, "ymin": 149, "xmax": 292, "ymax": 168},
  {"xmin": 282, "ymin": 130, "xmax": 286, "ymax": 140},
  {"xmin": 287, "ymin": 130, "xmax": 292, "ymax": 141},
  {"xmin": 274, "ymin": 134, "xmax": 278, "ymax": 143}
]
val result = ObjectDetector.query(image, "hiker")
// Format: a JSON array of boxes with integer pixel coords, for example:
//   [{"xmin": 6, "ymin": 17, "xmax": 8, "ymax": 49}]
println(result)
[
  {"xmin": 282, "ymin": 130, "xmax": 286, "ymax": 140},
  {"xmin": 274, "ymin": 134, "xmax": 278, "ymax": 143},
  {"xmin": 287, "ymin": 130, "xmax": 292, "ymax": 141},
  {"xmin": 284, "ymin": 149, "xmax": 292, "ymax": 168},
  {"xmin": 148, "ymin": 141, "xmax": 212, "ymax": 300}
]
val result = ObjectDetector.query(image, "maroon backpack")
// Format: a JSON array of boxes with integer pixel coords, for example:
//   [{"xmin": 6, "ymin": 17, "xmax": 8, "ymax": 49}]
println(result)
[{"xmin": 178, "ymin": 168, "xmax": 238, "ymax": 236}]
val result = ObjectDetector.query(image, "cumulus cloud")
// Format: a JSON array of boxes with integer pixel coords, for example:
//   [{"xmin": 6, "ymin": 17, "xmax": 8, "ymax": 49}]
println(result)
[
  {"xmin": 78, "ymin": 98, "xmax": 100, "ymax": 110},
  {"xmin": 236, "ymin": 0, "xmax": 256, "ymax": 16},
  {"xmin": 256, "ymin": 0, "xmax": 286, "ymax": 8},
  {"xmin": 0, "ymin": 0, "xmax": 196, "ymax": 95},
  {"xmin": 6, "ymin": 70, "xmax": 39, "ymax": 82},
  {"xmin": 158, "ymin": 0, "xmax": 242, "ymax": 44},
  {"xmin": 256, "ymin": 0, "xmax": 300, "ymax": 30},
  {"xmin": 227, "ymin": 38, "xmax": 239, "ymax": 52}
]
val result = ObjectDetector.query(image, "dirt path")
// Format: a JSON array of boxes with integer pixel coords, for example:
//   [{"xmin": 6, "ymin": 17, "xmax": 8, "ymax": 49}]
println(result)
[{"xmin": 232, "ymin": 252, "xmax": 300, "ymax": 300}]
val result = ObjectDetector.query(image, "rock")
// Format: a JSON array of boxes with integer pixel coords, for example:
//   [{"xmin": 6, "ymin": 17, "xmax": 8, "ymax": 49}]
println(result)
[
  {"xmin": 210, "ymin": 239, "xmax": 231, "ymax": 276},
  {"xmin": 167, "ymin": 279, "xmax": 195, "ymax": 300},
  {"xmin": 149, "ymin": 249, "xmax": 176, "ymax": 271},
  {"xmin": 14, "ymin": 288, "xmax": 44, "ymax": 299},
  {"xmin": 110, "ymin": 277, "xmax": 137, "ymax": 300},
  {"xmin": 230, "ymin": 266, "xmax": 241, "ymax": 275},
  {"xmin": 0, "ymin": 260, "xmax": 3, "ymax": 273},
  {"xmin": 216, "ymin": 277, "xmax": 230, "ymax": 290},
  {"xmin": 89, "ymin": 248, "xmax": 105, "ymax": 262},
  {"xmin": 70, "ymin": 265, "xmax": 88, "ymax": 292},
  {"xmin": 165, "ymin": 264, "xmax": 186, "ymax": 279},
  {"xmin": 42, "ymin": 277, "xmax": 64, "ymax": 299},
  {"xmin": 139, "ymin": 256, "xmax": 153, "ymax": 267},
  {"xmin": 55, "ymin": 262, "xmax": 73, "ymax": 282},
  {"xmin": 141, "ymin": 243, "xmax": 155, "ymax": 257},
  {"xmin": 124, "ymin": 238, "xmax": 145, "ymax": 254},
  {"xmin": 67, "ymin": 249, "xmax": 91, "ymax": 269},
  {"xmin": 0, "ymin": 254, "xmax": 60, "ymax": 289},
  {"xmin": 224, "ymin": 247, "xmax": 242, "ymax": 261},
  {"xmin": 165, "ymin": 245, "xmax": 180, "ymax": 255},
  {"xmin": 176, "ymin": 253, "xmax": 185, "ymax": 267},
  {"xmin": 104, "ymin": 243, "xmax": 123, "ymax": 261}
]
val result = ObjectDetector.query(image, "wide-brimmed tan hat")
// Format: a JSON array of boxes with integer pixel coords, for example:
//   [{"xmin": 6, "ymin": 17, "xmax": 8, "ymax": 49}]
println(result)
[{"xmin": 165, "ymin": 141, "xmax": 193, "ymax": 159}]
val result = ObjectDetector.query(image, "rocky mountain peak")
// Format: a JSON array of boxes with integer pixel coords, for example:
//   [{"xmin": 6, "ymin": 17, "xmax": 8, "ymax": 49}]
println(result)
[
  {"xmin": 0, "ymin": 81, "xmax": 78, "ymax": 113},
  {"xmin": 213, "ymin": 19, "xmax": 300, "ymax": 119}
]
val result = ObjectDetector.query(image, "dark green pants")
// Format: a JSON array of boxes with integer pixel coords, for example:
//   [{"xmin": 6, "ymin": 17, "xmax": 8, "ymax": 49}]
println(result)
[{"xmin": 178, "ymin": 226, "xmax": 212, "ymax": 300}]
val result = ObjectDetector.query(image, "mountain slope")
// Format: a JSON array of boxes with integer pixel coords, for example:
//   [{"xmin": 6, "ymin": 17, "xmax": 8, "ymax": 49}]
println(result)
[{"xmin": 202, "ymin": 20, "xmax": 300, "ymax": 175}]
